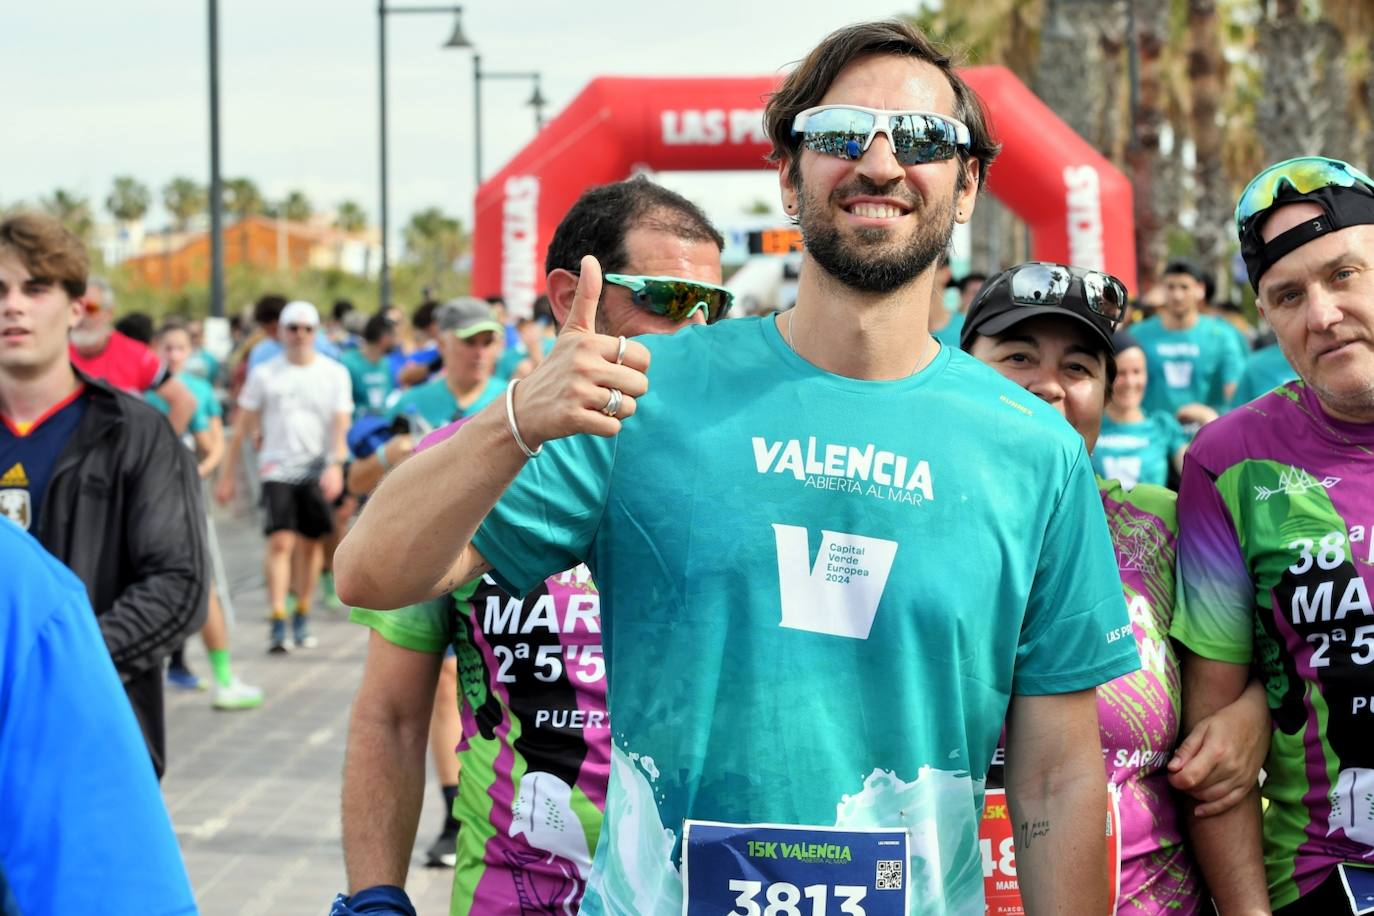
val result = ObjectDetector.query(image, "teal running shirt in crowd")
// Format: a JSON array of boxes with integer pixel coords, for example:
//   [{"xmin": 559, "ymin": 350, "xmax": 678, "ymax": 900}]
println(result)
[
  {"xmin": 1171, "ymin": 380, "xmax": 1374, "ymax": 909},
  {"xmin": 1131, "ymin": 315, "xmax": 1247, "ymax": 415},
  {"xmin": 385, "ymin": 375, "xmax": 503, "ymax": 430},
  {"xmin": 1231, "ymin": 344, "xmax": 1297, "ymax": 408},
  {"xmin": 0, "ymin": 518, "xmax": 196, "ymax": 915},
  {"xmin": 339, "ymin": 348, "xmax": 395, "ymax": 418},
  {"xmin": 147, "ymin": 372, "xmax": 220, "ymax": 434},
  {"xmin": 932, "ymin": 311, "xmax": 965, "ymax": 347},
  {"xmin": 1093, "ymin": 411, "xmax": 1190, "ymax": 489},
  {"xmin": 472, "ymin": 316, "xmax": 1138, "ymax": 916}
]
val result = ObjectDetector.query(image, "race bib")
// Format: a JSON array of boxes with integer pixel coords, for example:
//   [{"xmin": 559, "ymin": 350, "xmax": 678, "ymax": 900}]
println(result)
[
  {"xmin": 977, "ymin": 786, "xmax": 1121, "ymax": 915},
  {"xmin": 1340, "ymin": 863, "xmax": 1374, "ymax": 916},
  {"xmin": 682, "ymin": 821, "xmax": 909, "ymax": 915}
]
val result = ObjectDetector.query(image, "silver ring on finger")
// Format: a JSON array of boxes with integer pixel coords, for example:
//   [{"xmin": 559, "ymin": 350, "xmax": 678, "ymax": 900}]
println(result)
[
  {"xmin": 601, "ymin": 387, "xmax": 623, "ymax": 417},
  {"xmin": 615, "ymin": 335, "xmax": 627, "ymax": 365}
]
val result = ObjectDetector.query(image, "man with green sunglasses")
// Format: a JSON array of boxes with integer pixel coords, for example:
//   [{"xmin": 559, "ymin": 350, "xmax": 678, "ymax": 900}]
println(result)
[
  {"xmin": 335, "ymin": 176, "xmax": 725, "ymax": 916},
  {"xmin": 1174, "ymin": 155, "xmax": 1374, "ymax": 916},
  {"xmin": 338, "ymin": 21, "xmax": 1136, "ymax": 916}
]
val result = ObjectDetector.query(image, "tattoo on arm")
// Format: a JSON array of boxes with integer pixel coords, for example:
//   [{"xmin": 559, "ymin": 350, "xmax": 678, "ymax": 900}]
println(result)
[{"xmin": 1017, "ymin": 819, "xmax": 1051, "ymax": 849}]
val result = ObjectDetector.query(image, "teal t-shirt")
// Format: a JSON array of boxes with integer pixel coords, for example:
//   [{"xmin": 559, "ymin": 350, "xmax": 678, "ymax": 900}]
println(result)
[
  {"xmin": 472, "ymin": 316, "xmax": 1138, "ymax": 916},
  {"xmin": 386, "ymin": 375, "xmax": 503, "ymax": 430},
  {"xmin": 1230, "ymin": 344, "xmax": 1297, "ymax": 408},
  {"xmin": 932, "ymin": 310, "xmax": 965, "ymax": 347},
  {"xmin": 1093, "ymin": 411, "xmax": 1190, "ymax": 490},
  {"xmin": 340, "ymin": 349, "xmax": 395, "ymax": 418},
  {"xmin": 1132, "ymin": 315, "xmax": 1247, "ymax": 415},
  {"xmin": 146, "ymin": 373, "xmax": 220, "ymax": 434}
]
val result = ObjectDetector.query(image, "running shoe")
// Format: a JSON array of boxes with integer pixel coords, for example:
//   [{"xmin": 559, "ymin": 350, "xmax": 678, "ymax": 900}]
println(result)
[
  {"xmin": 292, "ymin": 613, "xmax": 318, "ymax": 649},
  {"xmin": 212, "ymin": 677, "xmax": 265, "ymax": 711},
  {"xmin": 321, "ymin": 570, "xmax": 345, "ymax": 611},
  {"xmin": 424, "ymin": 829, "xmax": 458, "ymax": 868},
  {"xmin": 268, "ymin": 617, "xmax": 290, "ymax": 654},
  {"xmin": 167, "ymin": 664, "xmax": 206, "ymax": 691}
]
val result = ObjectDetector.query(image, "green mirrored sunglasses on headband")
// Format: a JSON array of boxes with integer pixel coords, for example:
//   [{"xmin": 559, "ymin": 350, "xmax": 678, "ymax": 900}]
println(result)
[
  {"xmin": 602, "ymin": 273, "xmax": 734, "ymax": 323},
  {"xmin": 1235, "ymin": 156, "xmax": 1374, "ymax": 233}
]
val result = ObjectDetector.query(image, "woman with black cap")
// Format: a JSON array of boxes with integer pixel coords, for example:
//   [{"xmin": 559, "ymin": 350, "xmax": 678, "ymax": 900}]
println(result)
[{"xmin": 960, "ymin": 261, "xmax": 1268, "ymax": 915}]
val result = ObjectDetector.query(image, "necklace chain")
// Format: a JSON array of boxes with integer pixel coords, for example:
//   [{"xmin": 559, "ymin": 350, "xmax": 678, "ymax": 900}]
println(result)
[{"xmin": 785, "ymin": 310, "xmax": 937, "ymax": 378}]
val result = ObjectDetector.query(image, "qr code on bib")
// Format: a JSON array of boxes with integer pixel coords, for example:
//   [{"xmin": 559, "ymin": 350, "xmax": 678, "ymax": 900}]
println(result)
[{"xmin": 876, "ymin": 859, "xmax": 903, "ymax": 890}]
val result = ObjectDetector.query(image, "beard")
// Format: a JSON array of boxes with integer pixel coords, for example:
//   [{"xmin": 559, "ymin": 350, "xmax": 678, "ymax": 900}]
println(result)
[{"xmin": 797, "ymin": 176, "xmax": 957, "ymax": 294}]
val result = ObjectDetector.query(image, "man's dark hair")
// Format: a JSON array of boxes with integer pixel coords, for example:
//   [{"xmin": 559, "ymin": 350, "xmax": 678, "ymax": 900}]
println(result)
[
  {"xmin": 763, "ymin": 20, "xmax": 1001, "ymax": 193},
  {"xmin": 531, "ymin": 294, "xmax": 555, "ymax": 324},
  {"xmin": 363, "ymin": 313, "xmax": 395, "ymax": 345},
  {"xmin": 332, "ymin": 299, "xmax": 355, "ymax": 322},
  {"xmin": 1164, "ymin": 258, "xmax": 1215, "ymax": 302},
  {"xmin": 956, "ymin": 272, "xmax": 987, "ymax": 292},
  {"xmin": 115, "ymin": 312, "xmax": 155, "ymax": 345},
  {"xmin": 253, "ymin": 294, "xmax": 288, "ymax": 327},
  {"xmin": 544, "ymin": 175, "xmax": 724, "ymax": 277},
  {"xmin": 484, "ymin": 295, "xmax": 506, "ymax": 308},
  {"xmin": 412, "ymin": 299, "xmax": 440, "ymax": 331}
]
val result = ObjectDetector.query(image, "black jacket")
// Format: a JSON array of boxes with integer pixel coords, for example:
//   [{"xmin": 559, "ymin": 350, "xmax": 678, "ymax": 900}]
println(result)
[{"xmin": 37, "ymin": 373, "xmax": 207, "ymax": 776}]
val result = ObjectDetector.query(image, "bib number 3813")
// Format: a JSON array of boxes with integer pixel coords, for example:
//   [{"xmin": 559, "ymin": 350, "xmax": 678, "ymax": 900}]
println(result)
[{"xmin": 682, "ymin": 821, "xmax": 909, "ymax": 916}]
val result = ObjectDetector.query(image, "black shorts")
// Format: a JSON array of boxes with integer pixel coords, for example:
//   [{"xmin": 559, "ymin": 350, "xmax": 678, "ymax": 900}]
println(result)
[{"xmin": 261, "ymin": 480, "xmax": 334, "ymax": 539}]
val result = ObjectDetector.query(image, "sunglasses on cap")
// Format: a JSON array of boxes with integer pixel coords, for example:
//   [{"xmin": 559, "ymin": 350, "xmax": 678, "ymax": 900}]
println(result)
[
  {"xmin": 791, "ymin": 105, "xmax": 971, "ymax": 166},
  {"xmin": 997, "ymin": 262, "xmax": 1127, "ymax": 326},
  {"xmin": 602, "ymin": 274, "xmax": 734, "ymax": 324},
  {"xmin": 1235, "ymin": 156, "xmax": 1374, "ymax": 234}
]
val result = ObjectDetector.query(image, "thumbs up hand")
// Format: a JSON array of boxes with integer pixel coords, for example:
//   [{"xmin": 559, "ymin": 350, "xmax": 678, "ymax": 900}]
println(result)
[{"xmin": 510, "ymin": 256, "xmax": 652, "ymax": 450}]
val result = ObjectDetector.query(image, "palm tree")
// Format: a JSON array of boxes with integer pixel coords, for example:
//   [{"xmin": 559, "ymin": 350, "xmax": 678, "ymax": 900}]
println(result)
[
  {"xmin": 223, "ymin": 178, "xmax": 265, "ymax": 222},
  {"xmin": 404, "ymin": 208, "xmax": 468, "ymax": 285},
  {"xmin": 40, "ymin": 189, "xmax": 94, "ymax": 245},
  {"xmin": 1255, "ymin": 0, "xmax": 1347, "ymax": 163},
  {"xmin": 1032, "ymin": 0, "xmax": 1119, "ymax": 153},
  {"xmin": 1186, "ymin": 0, "xmax": 1231, "ymax": 286},
  {"xmin": 162, "ymin": 177, "xmax": 206, "ymax": 232},
  {"xmin": 335, "ymin": 200, "xmax": 367, "ymax": 234},
  {"xmin": 280, "ymin": 189, "xmax": 313, "ymax": 223},
  {"xmin": 105, "ymin": 176, "xmax": 151, "ymax": 225}
]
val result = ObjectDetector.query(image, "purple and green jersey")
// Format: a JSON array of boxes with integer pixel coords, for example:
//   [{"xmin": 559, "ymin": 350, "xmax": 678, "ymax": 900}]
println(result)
[
  {"xmin": 352, "ymin": 568, "xmax": 607, "ymax": 914},
  {"xmin": 1172, "ymin": 380, "xmax": 1374, "ymax": 908},
  {"xmin": 1097, "ymin": 478, "xmax": 1201, "ymax": 914}
]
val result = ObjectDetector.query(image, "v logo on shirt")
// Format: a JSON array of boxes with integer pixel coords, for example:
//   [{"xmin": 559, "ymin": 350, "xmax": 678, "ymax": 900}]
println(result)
[{"xmin": 771, "ymin": 524, "xmax": 898, "ymax": 640}]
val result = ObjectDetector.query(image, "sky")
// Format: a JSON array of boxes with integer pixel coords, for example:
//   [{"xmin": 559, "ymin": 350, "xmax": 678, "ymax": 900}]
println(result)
[{"xmin": 3, "ymin": 0, "xmax": 916, "ymax": 247}]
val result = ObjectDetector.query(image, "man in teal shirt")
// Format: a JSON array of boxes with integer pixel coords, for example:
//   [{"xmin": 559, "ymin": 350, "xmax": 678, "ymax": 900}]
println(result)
[
  {"xmin": 337, "ymin": 21, "xmax": 1138, "ymax": 915},
  {"xmin": 1132, "ymin": 259, "xmax": 1247, "ymax": 422},
  {"xmin": 340, "ymin": 314, "xmax": 396, "ymax": 418},
  {"xmin": 385, "ymin": 299, "xmax": 505, "ymax": 431}
]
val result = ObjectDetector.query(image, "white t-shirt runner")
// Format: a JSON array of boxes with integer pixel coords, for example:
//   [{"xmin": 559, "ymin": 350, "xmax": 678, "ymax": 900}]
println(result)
[{"xmin": 238, "ymin": 354, "xmax": 352, "ymax": 483}]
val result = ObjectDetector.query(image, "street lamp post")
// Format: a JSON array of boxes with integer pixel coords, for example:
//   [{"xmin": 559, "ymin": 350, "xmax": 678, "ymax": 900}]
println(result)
[
  {"xmin": 473, "ymin": 58, "xmax": 545, "ymax": 188},
  {"xmin": 376, "ymin": 3, "xmax": 470, "ymax": 309}
]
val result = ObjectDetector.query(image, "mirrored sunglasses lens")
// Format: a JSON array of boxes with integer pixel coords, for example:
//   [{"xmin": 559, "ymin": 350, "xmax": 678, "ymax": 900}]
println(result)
[
  {"xmin": 1238, "ymin": 159, "xmax": 1360, "ymax": 223},
  {"xmin": 802, "ymin": 108, "xmax": 875, "ymax": 160},
  {"xmin": 1009, "ymin": 264, "xmax": 1070, "ymax": 304},
  {"xmin": 890, "ymin": 114, "xmax": 958, "ymax": 165},
  {"xmin": 1083, "ymin": 274, "xmax": 1126, "ymax": 323}
]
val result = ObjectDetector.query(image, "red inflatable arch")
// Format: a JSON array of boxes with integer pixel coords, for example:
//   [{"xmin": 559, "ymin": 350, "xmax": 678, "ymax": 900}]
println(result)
[{"xmin": 471, "ymin": 66, "xmax": 1136, "ymax": 316}]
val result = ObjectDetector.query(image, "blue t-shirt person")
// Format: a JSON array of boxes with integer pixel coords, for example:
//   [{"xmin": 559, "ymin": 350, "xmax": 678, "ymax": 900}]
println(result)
[
  {"xmin": 340, "ymin": 349, "xmax": 396, "ymax": 418},
  {"xmin": 0, "ymin": 518, "xmax": 197, "ymax": 915},
  {"xmin": 1131, "ymin": 314, "xmax": 1247, "ymax": 415},
  {"xmin": 471, "ymin": 316, "xmax": 1138, "ymax": 916},
  {"xmin": 1093, "ymin": 410, "xmax": 1190, "ymax": 490},
  {"xmin": 1230, "ymin": 343, "xmax": 1297, "ymax": 407}
]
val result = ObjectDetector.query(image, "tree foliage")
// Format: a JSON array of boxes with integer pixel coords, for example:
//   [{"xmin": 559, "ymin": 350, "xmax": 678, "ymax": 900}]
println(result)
[
  {"xmin": 162, "ymin": 177, "xmax": 207, "ymax": 232},
  {"xmin": 403, "ymin": 207, "xmax": 468, "ymax": 283},
  {"xmin": 106, "ymin": 175, "xmax": 151, "ymax": 224},
  {"xmin": 40, "ymin": 189, "xmax": 94, "ymax": 244}
]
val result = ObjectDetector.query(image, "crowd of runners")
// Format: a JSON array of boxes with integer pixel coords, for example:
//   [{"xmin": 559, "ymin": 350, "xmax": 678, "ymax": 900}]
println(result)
[{"xmin": 3, "ymin": 16, "xmax": 1374, "ymax": 916}]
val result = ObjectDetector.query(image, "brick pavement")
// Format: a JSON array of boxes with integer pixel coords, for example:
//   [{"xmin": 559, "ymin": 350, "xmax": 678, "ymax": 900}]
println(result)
[{"xmin": 161, "ymin": 500, "xmax": 455, "ymax": 915}]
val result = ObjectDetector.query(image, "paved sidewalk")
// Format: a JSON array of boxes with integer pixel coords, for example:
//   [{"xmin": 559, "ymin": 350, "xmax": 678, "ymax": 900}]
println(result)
[{"xmin": 162, "ymin": 501, "xmax": 454, "ymax": 915}]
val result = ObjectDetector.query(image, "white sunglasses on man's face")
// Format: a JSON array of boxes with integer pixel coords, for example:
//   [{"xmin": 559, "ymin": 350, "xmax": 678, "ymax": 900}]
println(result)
[{"xmin": 791, "ymin": 104, "xmax": 971, "ymax": 165}]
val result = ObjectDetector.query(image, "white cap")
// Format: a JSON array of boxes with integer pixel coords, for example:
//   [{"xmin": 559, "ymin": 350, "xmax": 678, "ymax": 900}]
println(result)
[{"xmin": 279, "ymin": 300, "xmax": 320, "ymax": 327}]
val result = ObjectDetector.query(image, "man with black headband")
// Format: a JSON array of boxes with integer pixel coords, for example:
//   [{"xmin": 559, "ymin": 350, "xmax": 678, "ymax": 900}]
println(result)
[{"xmin": 1172, "ymin": 155, "xmax": 1374, "ymax": 915}]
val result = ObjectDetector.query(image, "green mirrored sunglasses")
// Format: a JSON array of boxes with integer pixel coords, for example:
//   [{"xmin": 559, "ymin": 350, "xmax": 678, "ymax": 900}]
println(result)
[
  {"xmin": 1235, "ymin": 156, "xmax": 1374, "ymax": 234},
  {"xmin": 602, "ymin": 274, "xmax": 734, "ymax": 323}
]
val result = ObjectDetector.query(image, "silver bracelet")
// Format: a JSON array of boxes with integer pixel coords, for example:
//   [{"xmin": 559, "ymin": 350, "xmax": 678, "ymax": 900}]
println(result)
[{"xmin": 505, "ymin": 379, "xmax": 542, "ymax": 458}]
